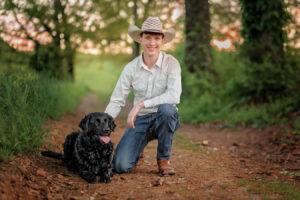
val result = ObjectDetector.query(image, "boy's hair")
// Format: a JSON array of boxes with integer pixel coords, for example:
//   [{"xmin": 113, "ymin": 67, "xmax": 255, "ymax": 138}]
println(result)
[{"xmin": 140, "ymin": 31, "xmax": 164, "ymax": 38}]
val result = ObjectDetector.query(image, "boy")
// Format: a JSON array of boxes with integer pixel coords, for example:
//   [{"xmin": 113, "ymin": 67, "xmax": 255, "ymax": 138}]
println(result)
[{"xmin": 105, "ymin": 16, "xmax": 181, "ymax": 176}]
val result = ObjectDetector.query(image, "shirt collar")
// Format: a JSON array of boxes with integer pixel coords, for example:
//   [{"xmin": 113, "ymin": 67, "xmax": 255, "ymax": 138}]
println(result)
[{"xmin": 139, "ymin": 51, "xmax": 163, "ymax": 69}]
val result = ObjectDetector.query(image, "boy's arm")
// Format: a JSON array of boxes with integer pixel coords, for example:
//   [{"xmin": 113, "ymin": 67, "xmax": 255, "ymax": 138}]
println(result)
[
  {"xmin": 104, "ymin": 66, "xmax": 132, "ymax": 119},
  {"xmin": 127, "ymin": 59, "xmax": 181, "ymax": 129}
]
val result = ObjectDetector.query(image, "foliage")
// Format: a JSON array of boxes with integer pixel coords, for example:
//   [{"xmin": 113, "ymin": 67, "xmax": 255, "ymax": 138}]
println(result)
[
  {"xmin": 226, "ymin": 50, "xmax": 300, "ymax": 101},
  {"xmin": 75, "ymin": 53, "xmax": 130, "ymax": 102},
  {"xmin": 173, "ymin": 43, "xmax": 300, "ymax": 127},
  {"xmin": 0, "ymin": 38, "xmax": 30, "ymax": 65},
  {"xmin": 238, "ymin": 0, "xmax": 292, "ymax": 100},
  {"xmin": 1, "ymin": 0, "xmax": 99, "ymax": 79},
  {"xmin": 0, "ymin": 64, "xmax": 88, "ymax": 160},
  {"xmin": 29, "ymin": 43, "xmax": 63, "ymax": 78},
  {"xmin": 210, "ymin": 0, "xmax": 241, "ymax": 39}
]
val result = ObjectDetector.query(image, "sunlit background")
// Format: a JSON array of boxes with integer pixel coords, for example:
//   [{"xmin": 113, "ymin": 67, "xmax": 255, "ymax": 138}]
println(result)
[{"xmin": 1, "ymin": 0, "xmax": 298, "ymax": 54}]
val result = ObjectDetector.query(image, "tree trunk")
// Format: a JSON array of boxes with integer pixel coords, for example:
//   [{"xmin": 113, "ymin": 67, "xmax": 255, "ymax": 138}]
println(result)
[
  {"xmin": 132, "ymin": 0, "xmax": 140, "ymax": 58},
  {"xmin": 185, "ymin": 0, "xmax": 213, "ymax": 74}
]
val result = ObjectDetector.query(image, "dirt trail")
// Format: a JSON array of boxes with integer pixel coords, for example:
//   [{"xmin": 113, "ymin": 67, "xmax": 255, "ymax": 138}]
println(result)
[{"xmin": 0, "ymin": 94, "xmax": 299, "ymax": 200}]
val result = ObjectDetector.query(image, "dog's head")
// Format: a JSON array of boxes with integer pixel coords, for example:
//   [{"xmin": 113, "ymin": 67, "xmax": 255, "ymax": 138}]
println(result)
[{"xmin": 79, "ymin": 112, "xmax": 116, "ymax": 144}]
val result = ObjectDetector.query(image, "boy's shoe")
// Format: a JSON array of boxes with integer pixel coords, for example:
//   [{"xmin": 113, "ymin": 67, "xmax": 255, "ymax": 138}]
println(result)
[{"xmin": 157, "ymin": 160, "xmax": 175, "ymax": 176}]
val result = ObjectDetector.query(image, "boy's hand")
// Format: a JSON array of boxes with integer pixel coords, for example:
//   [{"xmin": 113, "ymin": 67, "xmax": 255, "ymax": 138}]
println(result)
[{"xmin": 127, "ymin": 102, "xmax": 145, "ymax": 128}]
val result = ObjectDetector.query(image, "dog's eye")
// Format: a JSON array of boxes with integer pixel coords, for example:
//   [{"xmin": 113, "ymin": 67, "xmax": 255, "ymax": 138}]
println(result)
[
  {"xmin": 104, "ymin": 118, "xmax": 107, "ymax": 122},
  {"xmin": 96, "ymin": 119, "xmax": 101, "ymax": 123}
]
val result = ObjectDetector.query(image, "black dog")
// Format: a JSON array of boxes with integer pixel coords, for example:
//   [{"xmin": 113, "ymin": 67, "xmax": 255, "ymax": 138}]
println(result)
[{"xmin": 42, "ymin": 112, "xmax": 116, "ymax": 183}]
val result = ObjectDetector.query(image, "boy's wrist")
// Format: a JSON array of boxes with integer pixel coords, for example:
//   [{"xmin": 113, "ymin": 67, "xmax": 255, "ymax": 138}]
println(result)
[{"xmin": 138, "ymin": 102, "xmax": 145, "ymax": 109}]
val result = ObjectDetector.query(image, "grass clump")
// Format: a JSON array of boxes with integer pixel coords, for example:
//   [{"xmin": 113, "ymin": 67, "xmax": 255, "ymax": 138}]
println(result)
[
  {"xmin": 237, "ymin": 179, "xmax": 300, "ymax": 200},
  {"xmin": 265, "ymin": 181, "xmax": 300, "ymax": 200},
  {"xmin": 173, "ymin": 133, "xmax": 200, "ymax": 152},
  {"xmin": 0, "ymin": 65, "xmax": 87, "ymax": 160},
  {"xmin": 173, "ymin": 133, "xmax": 212, "ymax": 156}
]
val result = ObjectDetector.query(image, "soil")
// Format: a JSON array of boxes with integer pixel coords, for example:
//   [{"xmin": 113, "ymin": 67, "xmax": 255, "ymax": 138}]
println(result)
[{"xmin": 0, "ymin": 94, "xmax": 299, "ymax": 200}]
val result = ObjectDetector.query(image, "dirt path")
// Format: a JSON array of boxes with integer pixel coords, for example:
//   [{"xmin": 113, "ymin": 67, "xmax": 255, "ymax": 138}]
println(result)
[{"xmin": 0, "ymin": 94, "xmax": 299, "ymax": 200}]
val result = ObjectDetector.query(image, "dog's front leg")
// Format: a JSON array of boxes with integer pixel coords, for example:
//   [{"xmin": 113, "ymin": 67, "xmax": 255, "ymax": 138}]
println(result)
[
  {"xmin": 99, "ymin": 170, "xmax": 111, "ymax": 183},
  {"xmin": 79, "ymin": 170, "xmax": 97, "ymax": 183}
]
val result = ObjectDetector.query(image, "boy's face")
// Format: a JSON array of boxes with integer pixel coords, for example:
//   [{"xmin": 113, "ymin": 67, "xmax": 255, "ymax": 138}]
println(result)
[{"xmin": 138, "ymin": 33, "xmax": 165, "ymax": 57}]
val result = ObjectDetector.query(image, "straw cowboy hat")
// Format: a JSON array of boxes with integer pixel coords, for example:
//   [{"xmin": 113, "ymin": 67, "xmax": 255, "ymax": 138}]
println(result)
[{"xmin": 128, "ymin": 16, "xmax": 176, "ymax": 44}]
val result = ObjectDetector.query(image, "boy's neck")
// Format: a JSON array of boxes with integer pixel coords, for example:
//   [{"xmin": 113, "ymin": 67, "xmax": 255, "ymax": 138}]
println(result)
[{"xmin": 142, "ymin": 51, "xmax": 160, "ymax": 69}]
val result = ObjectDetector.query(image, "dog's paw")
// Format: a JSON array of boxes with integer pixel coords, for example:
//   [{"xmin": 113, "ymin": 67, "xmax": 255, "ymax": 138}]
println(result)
[
  {"xmin": 99, "ymin": 176, "xmax": 111, "ymax": 183},
  {"xmin": 80, "ymin": 172, "xmax": 97, "ymax": 184}
]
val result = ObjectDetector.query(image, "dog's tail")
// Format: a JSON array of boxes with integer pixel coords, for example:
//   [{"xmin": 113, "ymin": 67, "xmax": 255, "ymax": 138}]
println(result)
[{"xmin": 41, "ymin": 151, "xmax": 64, "ymax": 160}]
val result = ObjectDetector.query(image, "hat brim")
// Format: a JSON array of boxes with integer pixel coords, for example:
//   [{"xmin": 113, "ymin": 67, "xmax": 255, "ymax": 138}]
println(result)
[{"xmin": 128, "ymin": 25, "xmax": 175, "ymax": 44}]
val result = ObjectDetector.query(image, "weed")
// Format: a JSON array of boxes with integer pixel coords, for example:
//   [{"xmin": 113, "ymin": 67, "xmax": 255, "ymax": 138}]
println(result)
[
  {"xmin": 237, "ymin": 180, "xmax": 246, "ymax": 187},
  {"xmin": 206, "ymin": 184, "xmax": 213, "ymax": 189},
  {"xmin": 266, "ymin": 182, "xmax": 300, "ymax": 200},
  {"xmin": 219, "ymin": 184, "xmax": 228, "ymax": 190},
  {"xmin": 173, "ymin": 133, "xmax": 200, "ymax": 152},
  {"xmin": 236, "ymin": 179, "xmax": 300, "ymax": 200}
]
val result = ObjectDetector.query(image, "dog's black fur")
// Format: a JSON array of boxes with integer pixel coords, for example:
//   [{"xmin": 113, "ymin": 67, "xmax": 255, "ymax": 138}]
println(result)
[{"xmin": 41, "ymin": 112, "xmax": 116, "ymax": 183}]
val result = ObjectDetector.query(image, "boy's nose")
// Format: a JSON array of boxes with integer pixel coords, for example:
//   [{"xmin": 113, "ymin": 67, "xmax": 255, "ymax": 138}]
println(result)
[{"xmin": 149, "ymin": 39, "xmax": 155, "ymax": 45}]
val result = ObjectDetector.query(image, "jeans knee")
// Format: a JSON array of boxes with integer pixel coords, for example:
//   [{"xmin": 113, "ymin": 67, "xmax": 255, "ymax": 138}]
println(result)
[
  {"xmin": 113, "ymin": 159, "xmax": 132, "ymax": 173},
  {"xmin": 157, "ymin": 104, "xmax": 177, "ymax": 119}
]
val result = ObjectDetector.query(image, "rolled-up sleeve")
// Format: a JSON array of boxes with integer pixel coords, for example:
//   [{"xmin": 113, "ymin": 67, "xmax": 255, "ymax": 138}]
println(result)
[
  {"xmin": 104, "ymin": 66, "xmax": 132, "ymax": 119},
  {"xmin": 143, "ymin": 59, "xmax": 181, "ymax": 108}
]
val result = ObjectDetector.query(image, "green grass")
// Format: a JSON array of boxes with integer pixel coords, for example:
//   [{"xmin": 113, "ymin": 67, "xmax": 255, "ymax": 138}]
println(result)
[
  {"xmin": 0, "ymin": 63, "xmax": 88, "ymax": 160},
  {"xmin": 173, "ymin": 133, "xmax": 200, "ymax": 152},
  {"xmin": 173, "ymin": 133, "xmax": 212, "ymax": 156},
  {"xmin": 237, "ymin": 179, "xmax": 300, "ymax": 200},
  {"xmin": 0, "ymin": 52, "xmax": 132, "ymax": 160},
  {"xmin": 75, "ymin": 53, "xmax": 130, "ymax": 102}
]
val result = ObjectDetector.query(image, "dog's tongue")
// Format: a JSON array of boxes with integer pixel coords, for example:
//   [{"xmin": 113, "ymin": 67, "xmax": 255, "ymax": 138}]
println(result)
[{"xmin": 100, "ymin": 136, "xmax": 110, "ymax": 144}]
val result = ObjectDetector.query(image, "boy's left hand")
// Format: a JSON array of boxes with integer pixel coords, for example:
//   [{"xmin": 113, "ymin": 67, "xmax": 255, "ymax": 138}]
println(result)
[{"xmin": 127, "ymin": 102, "xmax": 145, "ymax": 128}]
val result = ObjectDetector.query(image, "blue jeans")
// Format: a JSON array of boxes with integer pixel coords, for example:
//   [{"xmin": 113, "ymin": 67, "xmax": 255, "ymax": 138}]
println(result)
[{"xmin": 113, "ymin": 104, "xmax": 180, "ymax": 174}]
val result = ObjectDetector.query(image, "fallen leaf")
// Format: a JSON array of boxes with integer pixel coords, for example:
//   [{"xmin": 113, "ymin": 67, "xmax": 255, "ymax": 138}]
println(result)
[
  {"xmin": 36, "ymin": 168, "xmax": 47, "ymax": 177},
  {"xmin": 152, "ymin": 178, "xmax": 164, "ymax": 186},
  {"xmin": 279, "ymin": 144, "xmax": 287, "ymax": 151}
]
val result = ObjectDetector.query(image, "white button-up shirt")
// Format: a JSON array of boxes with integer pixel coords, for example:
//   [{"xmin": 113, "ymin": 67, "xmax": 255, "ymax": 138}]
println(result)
[{"xmin": 105, "ymin": 51, "xmax": 182, "ymax": 119}]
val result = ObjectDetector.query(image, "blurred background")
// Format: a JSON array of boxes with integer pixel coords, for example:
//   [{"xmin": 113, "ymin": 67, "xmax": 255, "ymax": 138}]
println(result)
[{"xmin": 0, "ymin": 0, "xmax": 299, "ymax": 159}]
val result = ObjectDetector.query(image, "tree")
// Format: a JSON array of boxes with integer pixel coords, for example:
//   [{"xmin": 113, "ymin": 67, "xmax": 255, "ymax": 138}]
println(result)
[
  {"xmin": 1, "ymin": 0, "xmax": 99, "ymax": 79},
  {"xmin": 238, "ymin": 0, "xmax": 291, "ymax": 99},
  {"xmin": 93, "ymin": 0, "xmax": 183, "ymax": 57},
  {"xmin": 239, "ymin": 0, "xmax": 289, "ymax": 65},
  {"xmin": 185, "ymin": 0, "xmax": 213, "ymax": 74}
]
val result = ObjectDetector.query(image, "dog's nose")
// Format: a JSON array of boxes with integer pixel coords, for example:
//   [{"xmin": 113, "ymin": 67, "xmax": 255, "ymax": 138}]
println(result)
[{"xmin": 104, "ymin": 129, "xmax": 111, "ymax": 133}]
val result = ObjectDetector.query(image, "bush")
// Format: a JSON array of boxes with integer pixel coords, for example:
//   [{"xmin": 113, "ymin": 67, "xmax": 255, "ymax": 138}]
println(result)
[{"xmin": 173, "ymin": 43, "xmax": 300, "ymax": 127}]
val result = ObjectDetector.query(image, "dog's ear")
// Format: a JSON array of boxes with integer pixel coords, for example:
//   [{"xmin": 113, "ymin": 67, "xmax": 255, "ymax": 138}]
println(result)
[
  {"xmin": 108, "ymin": 114, "xmax": 116, "ymax": 132},
  {"xmin": 79, "ymin": 114, "xmax": 91, "ymax": 132}
]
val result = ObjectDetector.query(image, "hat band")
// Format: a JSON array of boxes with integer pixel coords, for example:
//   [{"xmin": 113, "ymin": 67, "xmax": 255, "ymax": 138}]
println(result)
[{"xmin": 141, "ymin": 29, "xmax": 163, "ymax": 34}]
